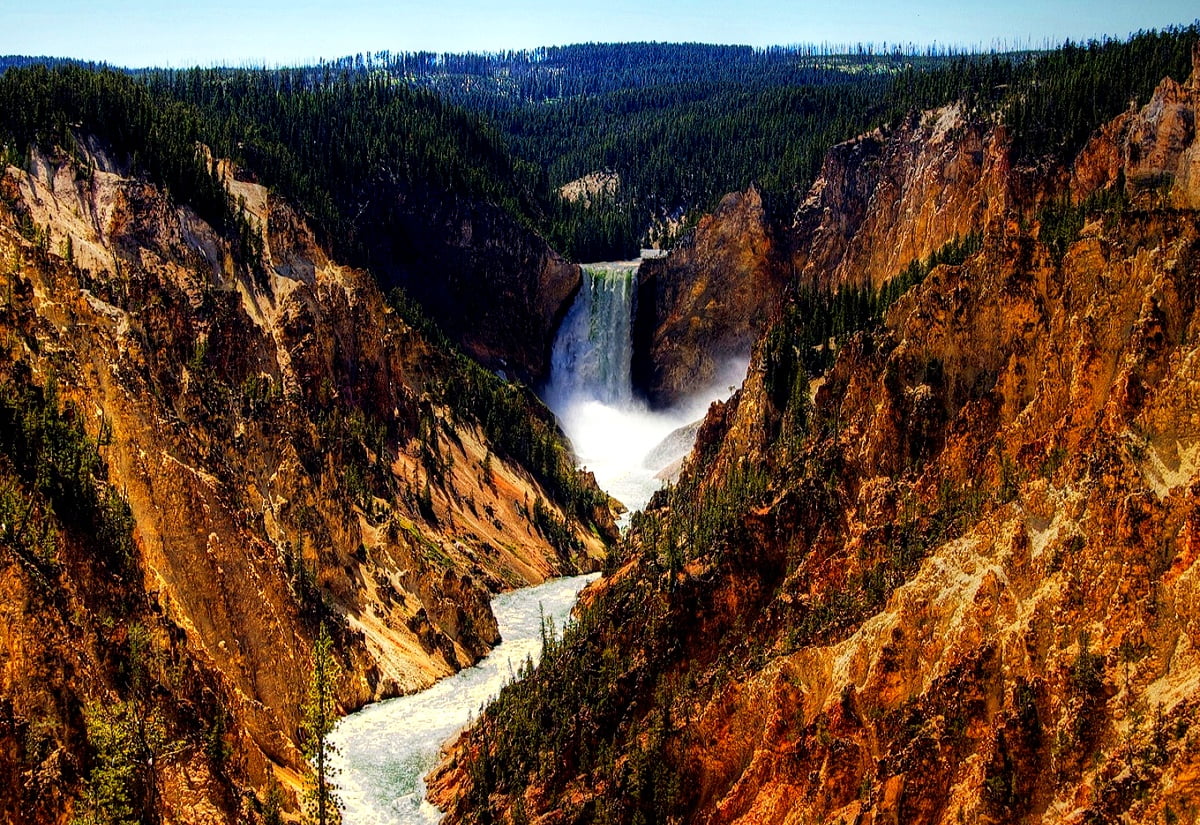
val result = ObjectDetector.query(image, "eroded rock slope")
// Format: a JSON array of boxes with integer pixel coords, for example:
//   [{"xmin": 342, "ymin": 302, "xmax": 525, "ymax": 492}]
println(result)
[
  {"xmin": 0, "ymin": 145, "xmax": 611, "ymax": 824},
  {"xmin": 433, "ymin": 47, "xmax": 1200, "ymax": 825}
]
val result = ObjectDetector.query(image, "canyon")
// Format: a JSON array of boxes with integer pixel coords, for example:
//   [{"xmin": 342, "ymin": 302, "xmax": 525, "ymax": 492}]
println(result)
[{"xmin": 2, "ymin": 31, "xmax": 1200, "ymax": 825}]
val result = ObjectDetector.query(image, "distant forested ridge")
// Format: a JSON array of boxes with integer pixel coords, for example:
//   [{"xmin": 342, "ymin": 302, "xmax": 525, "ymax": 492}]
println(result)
[
  {"xmin": 2, "ymin": 26, "xmax": 1196, "ymax": 266},
  {"xmin": 353, "ymin": 42, "xmax": 1016, "ymax": 258},
  {"xmin": 316, "ymin": 32, "xmax": 1198, "ymax": 259}
]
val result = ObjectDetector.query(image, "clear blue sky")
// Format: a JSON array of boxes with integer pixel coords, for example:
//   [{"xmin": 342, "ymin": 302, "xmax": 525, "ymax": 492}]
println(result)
[{"xmin": 2, "ymin": 0, "xmax": 1196, "ymax": 67}]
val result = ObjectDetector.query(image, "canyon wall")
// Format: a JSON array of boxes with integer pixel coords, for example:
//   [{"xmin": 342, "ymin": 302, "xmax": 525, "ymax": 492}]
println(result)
[
  {"xmin": 632, "ymin": 187, "xmax": 786, "ymax": 407},
  {"xmin": 367, "ymin": 190, "xmax": 583, "ymax": 385},
  {"xmin": 0, "ymin": 146, "xmax": 610, "ymax": 824}
]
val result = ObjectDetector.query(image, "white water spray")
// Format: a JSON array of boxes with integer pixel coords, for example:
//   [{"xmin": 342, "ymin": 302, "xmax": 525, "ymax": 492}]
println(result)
[{"xmin": 543, "ymin": 261, "xmax": 747, "ymax": 517}]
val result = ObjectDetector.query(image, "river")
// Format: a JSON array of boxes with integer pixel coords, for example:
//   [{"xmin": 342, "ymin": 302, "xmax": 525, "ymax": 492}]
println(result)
[
  {"xmin": 328, "ymin": 573, "xmax": 599, "ymax": 825},
  {"xmin": 330, "ymin": 259, "xmax": 742, "ymax": 822}
]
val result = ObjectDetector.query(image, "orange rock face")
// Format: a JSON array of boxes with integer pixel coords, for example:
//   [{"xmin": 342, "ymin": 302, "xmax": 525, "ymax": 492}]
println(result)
[
  {"xmin": 633, "ymin": 187, "xmax": 787, "ymax": 406},
  {"xmin": 631, "ymin": 105, "xmax": 1031, "ymax": 408},
  {"xmin": 790, "ymin": 103, "xmax": 1037, "ymax": 292},
  {"xmin": 1073, "ymin": 44, "xmax": 1200, "ymax": 209}
]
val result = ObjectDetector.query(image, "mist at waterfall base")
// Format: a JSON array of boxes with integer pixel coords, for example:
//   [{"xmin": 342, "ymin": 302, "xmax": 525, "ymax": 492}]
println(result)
[
  {"xmin": 330, "ymin": 574, "xmax": 599, "ymax": 825},
  {"xmin": 543, "ymin": 263, "xmax": 748, "ymax": 517}
]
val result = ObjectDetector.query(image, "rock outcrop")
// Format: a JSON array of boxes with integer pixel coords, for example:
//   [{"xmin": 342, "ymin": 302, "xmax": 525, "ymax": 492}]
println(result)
[
  {"xmin": 788, "ymin": 102, "xmax": 1033, "ymax": 291},
  {"xmin": 559, "ymin": 171, "xmax": 620, "ymax": 206},
  {"xmin": 1072, "ymin": 44, "xmax": 1200, "ymax": 208},
  {"xmin": 632, "ymin": 187, "xmax": 786, "ymax": 406},
  {"xmin": 0, "ymin": 145, "xmax": 611, "ymax": 824},
  {"xmin": 630, "ymin": 103, "xmax": 1030, "ymax": 408}
]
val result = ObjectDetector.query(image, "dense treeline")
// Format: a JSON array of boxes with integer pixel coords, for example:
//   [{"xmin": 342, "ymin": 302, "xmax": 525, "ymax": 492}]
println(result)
[
  {"xmin": 1005, "ymin": 28, "xmax": 1200, "ymax": 160},
  {"xmin": 311, "ymin": 43, "xmax": 972, "ymax": 111},
  {"xmin": 517, "ymin": 25, "xmax": 1195, "ymax": 258},
  {"xmin": 140, "ymin": 67, "xmax": 543, "ymax": 258},
  {"xmin": 286, "ymin": 42, "xmax": 1019, "ymax": 258},
  {"xmin": 0, "ymin": 56, "xmax": 106, "ymax": 73},
  {"xmin": 516, "ymin": 78, "xmax": 907, "ymax": 257},
  {"xmin": 0, "ymin": 65, "xmax": 231, "ymax": 230},
  {"xmin": 0, "ymin": 64, "xmax": 276, "ymax": 287},
  {"xmin": 0, "ymin": 63, "xmax": 545, "ymax": 275},
  {"xmin": 344, "ymin": 42, "xmax": 1024, "ymax": 257},
  {"xmin": 359, "ymin": 27, "xmax": 1194, "ymax": 259},
  {"xmin": 493, "ymin": 56, "xmax": 1004, "ymax": 257},
  {"xmin": 3, "ymin": 26, "xmax": 1195, "ymax": 264}
]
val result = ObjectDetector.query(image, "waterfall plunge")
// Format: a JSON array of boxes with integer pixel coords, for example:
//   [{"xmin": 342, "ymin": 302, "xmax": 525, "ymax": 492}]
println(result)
[
  {"xmin": 546, "ymin": 264, "xmax": 636, "ymax": 407},
  {"xmin": 543, "ymin": 262, "xmax": 743, "ymax": 517}
]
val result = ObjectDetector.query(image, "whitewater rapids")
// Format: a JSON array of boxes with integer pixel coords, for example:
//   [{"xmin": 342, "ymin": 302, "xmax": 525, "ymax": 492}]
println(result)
[{"xmin": 328, "ymin": 573, "xmax": 598, "ymax": 825}]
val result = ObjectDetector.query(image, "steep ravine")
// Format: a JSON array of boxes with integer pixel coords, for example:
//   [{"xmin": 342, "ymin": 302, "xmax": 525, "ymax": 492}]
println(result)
[
  {"xmin": 0, "ymin": 144, "xmax": 611, "ymax": 824},
  {"xmin": 433, "ymin": 49, "xmax": 1200, "ymax": 825}
]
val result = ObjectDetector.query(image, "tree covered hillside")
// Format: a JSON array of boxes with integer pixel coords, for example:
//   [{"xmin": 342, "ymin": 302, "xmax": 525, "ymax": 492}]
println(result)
[
  {"xmin": 307, "ymin": 31, "xmax": 1197, "ymax": 259},
  {"xmin": 2, "ymin": 26, "xmax": 1196, "ymax": 279}
]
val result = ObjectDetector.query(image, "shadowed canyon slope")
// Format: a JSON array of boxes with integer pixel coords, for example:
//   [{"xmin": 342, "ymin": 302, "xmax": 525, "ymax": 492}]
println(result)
[
  {"xmin": 367, "ymin": 189, "xmax": 584, "ymax": 385},
  {"xmin": 433, "ymin": 46, "xmax": 1200, "ymax": 825},
  {"xmin": 632, "ymin": 187, "xmax": 786, "ymax": 407},
  {"xmin": 0, "ymin": 144, "xmax": 611, "ymax": 824}
]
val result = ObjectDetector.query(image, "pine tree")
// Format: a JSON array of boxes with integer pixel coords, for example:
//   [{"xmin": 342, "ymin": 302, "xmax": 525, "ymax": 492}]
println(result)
[
  {"xmin": 301, "ymin": 624, "xmax": 341, "ymax": 825},
  {"xmin": 71, "ymin": 702, "xmax": 141, "ymax": 825},
  {"xmin": 260, "ymin": 772, "xmax": 285, "ymax": 825}
]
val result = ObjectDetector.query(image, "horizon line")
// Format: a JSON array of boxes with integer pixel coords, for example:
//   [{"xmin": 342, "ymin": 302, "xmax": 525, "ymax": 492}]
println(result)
[{"xmin": 2, "ymin": 22, "xmax": 1196, "ymax": 73}]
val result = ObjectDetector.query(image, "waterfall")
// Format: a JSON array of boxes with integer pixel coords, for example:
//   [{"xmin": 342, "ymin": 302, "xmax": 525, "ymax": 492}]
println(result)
[
  {"xmin": 541, "ymin": 259, "xmax": 745, "ymax": 519},
  {"xmin": 545, "ymin": 265, "xmax": 636, "ymax": 408}
]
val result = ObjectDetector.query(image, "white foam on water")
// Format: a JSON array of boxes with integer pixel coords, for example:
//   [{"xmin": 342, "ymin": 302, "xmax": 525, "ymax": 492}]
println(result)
[
  {"xmin": 544, "ymin": 262, "xmax": 746, "ymax": 517},
  {"xmin": 329, "ymin": 573, "xmax": 599, "ymax": 825},
  {"xmin": 331, "ymin": 256, "xmax": 748, "ymax": 823}
]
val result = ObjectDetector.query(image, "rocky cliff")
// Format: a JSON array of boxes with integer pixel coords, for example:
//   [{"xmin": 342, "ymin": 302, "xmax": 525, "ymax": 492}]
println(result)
[
  {"xmin": 1071, "ymin": 60, "xmax": 1200, "ymax": 208},
  {"xmin": 433, "ymin": 47, "xmax": 1200, "ymax": 825},
  {"xmin": 632, "ymin": 187, "xmax": 786, "ymax": 407},
  {"xmin": 365, "ymin": 188, "xmax": 582, "ymax": 384},
  {"xmin": 630, "ymin": 99, "xmax": 1025, "ymax": 408},
  {"xmin": 788, "ymin": 102, "xmax": 1037, "ymax": 291},
  {"xmin": 0, "ymin": 143, "xmax": 611, "ymax": 824}
]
